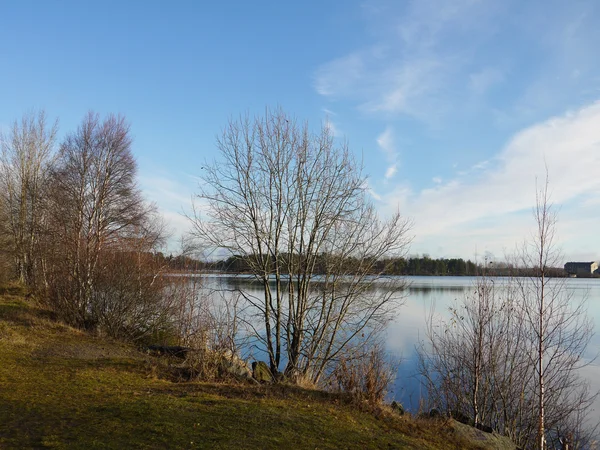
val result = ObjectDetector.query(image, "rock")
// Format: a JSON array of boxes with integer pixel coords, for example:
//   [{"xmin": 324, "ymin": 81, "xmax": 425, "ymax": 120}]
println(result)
[
  {"xmin": 450, "ymin": 419, "xmax": 517, "ymax": 449},
  {"xmin": 451, "ymin": 409, "xmax": 473, "ymax": 426},
  {"xmin": 391, "ymin": 401, "xmax": 404, "ymax": 415},
  {"xmin": 252, "ymin": 361, "xmax": 273, "ymax": 383},
  {"xmin": 220, "ymin": 351, "xmax": 252, "ymax": 379},
  {"xmin": 476, "ymin": 422, "xmax": 494, "ymax": 433}
]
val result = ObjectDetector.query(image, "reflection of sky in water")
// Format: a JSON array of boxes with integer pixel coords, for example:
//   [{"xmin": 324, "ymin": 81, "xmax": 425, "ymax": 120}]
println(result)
[
  {"xmin": 388, "ymin": 276, "xmax": 600, "ymax": 413},
  {"xmin": 201, "ymin": 275, "xmax": 600, "ymax": 414}
]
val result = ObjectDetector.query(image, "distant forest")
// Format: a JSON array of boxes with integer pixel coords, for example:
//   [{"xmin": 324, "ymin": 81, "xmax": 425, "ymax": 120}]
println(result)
[{"xmin": 158, "ymin": 253, "xmax": 569, "ymax": 277}]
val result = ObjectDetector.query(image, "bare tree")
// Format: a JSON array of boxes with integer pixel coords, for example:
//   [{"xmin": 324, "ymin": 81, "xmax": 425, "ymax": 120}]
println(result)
[
  {"xmin": 0, "ymin": 111, "xmax": 58, "ymax": 285},
  {"xmin": 43, "ymin": 112, "xmax": 151, "ymax": 329},
  {"xmin": 88, "ymin": 207, "xmax": 168, "ymax": 340},
  {"xmin": 517, "ymin": 177, "xmax": 595, "ymax": 449},
  {"xmin": 418, "ymin": 272, "xmax": 538, "ymax": 445},
  {"xmin": 191, "ymin": 108, "xmax": 411, "ymax": 382},
  {"xmin": 418, "ymin": 176, "xmax": 596, "ymax": 449},
  {"xmin": 0, "ymin": 110, "xmax": 204, "ymax": 345}
]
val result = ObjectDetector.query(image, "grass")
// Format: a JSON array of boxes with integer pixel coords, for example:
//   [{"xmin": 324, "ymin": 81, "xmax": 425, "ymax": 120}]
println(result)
[{"xmin": 0, "ymin": 284, "xmax": 505, "ymax": 449}]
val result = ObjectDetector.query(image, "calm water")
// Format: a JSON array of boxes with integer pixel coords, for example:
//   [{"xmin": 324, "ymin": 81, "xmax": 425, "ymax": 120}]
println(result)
[
  {"xmin": 199, "ymin": 275, "xmax": 600, "ymax": 414},
  {"xmin": 387, "ymin": 276, "xmax": 600, "ymax": 414}
]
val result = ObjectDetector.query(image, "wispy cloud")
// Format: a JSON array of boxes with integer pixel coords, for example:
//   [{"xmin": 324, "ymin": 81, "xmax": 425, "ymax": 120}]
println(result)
[
  {"xmin": 314, "ymin": 46, "xmax": 449, "ymax": 119},
  {"xmin": 324, "ymin": 118, "xmax": 340, "ymax": 137},
  {"xmin": 378, "ymin": 101, "xmax": 600, "ymax": 258},
  {"xmin": 139, "ymin": 174, "xmax": 192, "ymax": 207},
  {"xmin": 321, "ymin": 108, "xmax": 342, "ymax": 137},
  {"xmin": 314, "ymin": 0, "xmax": 503, "ymax": 120},
  {"xmin": 139, "ymin": 173, "xmax": 196, "ymax": 249},
  {"xmin": 363, "ymin": 179, "xmax": 383, "ymax": 202},
  {"xmin": 377, "ymin": 126, "xmax": 400, "ymax": 179},
  {"xmin": 315, "ymin": 53, "xmax": 365, "ymax": 98},
  {"xmin": 369, "ymin": 188, "xmax": 382, "ymax": 202},
  {"xmin": 385, "ymin": 165, "xmax": 397, "ymax": 179},
  {"xmin": 315, "ymin": 0, "xmax": 600, "ymax": 126}
]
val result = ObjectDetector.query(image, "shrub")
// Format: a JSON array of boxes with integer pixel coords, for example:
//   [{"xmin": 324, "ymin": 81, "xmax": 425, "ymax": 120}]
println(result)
[{"xmin": 328, "ymin": 342, "xmax": 398, "ymax": 407}]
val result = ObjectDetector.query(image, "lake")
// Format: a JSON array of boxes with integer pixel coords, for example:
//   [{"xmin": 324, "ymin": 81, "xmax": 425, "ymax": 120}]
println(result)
[
  {"xmin": 198, "ymin": 274, "xmax": 600, "ymax": 414},
  {"xmin": 386, "ymin": 276, "xmax": 600, "ymax": 414}
]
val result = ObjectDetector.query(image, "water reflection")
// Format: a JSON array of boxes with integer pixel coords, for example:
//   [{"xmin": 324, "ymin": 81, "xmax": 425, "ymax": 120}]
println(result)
[
  {"xmin": 388, "ymin": 276, "xmax": 600, "ymax": 414},
  {"xmin": 199, "ymin": 275, "xmax": 600, "ymax": 414}
]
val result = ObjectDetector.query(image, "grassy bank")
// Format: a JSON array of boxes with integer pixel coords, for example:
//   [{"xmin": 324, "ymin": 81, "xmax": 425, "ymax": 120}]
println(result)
[{"xmin": 0, "ymin": 284, "xmax": 512, "ymax": 449}]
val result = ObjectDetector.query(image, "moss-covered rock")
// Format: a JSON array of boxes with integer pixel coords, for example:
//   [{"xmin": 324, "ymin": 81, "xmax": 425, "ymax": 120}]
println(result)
[
  {"xmin": 390, "ymin": 401, "xmax": 404, "ymax": 416},
  {"xmin": 252, "ymin": 361, "xmax": 273, "ymax": 383},
  {"xmin": 450, "ymin": 420, "xmax": 517, "ymax": 450}
]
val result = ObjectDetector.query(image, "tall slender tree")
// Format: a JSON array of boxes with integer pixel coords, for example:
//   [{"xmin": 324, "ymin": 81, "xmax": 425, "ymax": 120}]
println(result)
[
  {"xmin": 419, "ymin": 175, "xmax": 596, "ymax": 449},
  {"xmin": 44, "ymin": 112, "xmax": 148, "ymax": 327},
  {"xmin": 518, "ymin": 177, "xmax": 595, "ymax": 449},
  {"xmin": 0, "ymin": 111, "xmax": 58, "ymax": 285}
]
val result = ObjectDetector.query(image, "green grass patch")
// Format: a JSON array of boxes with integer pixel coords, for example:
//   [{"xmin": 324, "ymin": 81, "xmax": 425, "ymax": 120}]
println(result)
[{"xmin": 0, "ymin": 286, "xmax": 501, "ymax": 449}]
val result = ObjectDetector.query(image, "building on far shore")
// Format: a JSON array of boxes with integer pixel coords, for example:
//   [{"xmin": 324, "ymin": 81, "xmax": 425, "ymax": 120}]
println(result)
[{"xmin": 564, "ymin": 261, "xmax": 599, "ymax": 277}]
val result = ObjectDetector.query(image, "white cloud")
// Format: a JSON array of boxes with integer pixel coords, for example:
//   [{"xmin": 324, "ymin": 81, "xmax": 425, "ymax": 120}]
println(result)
[
  {"xmin": 315, "ymin": 46, "xmax": 449, "ymax": 119},
  {"xmin": 321, "ymin": 108, "xmax": 342, "ymax": 137},
  {"xmin": 377, "ymin": 126, "xmax": 400, "ymax": 179},
  {"xmin": 456, "ymin": 160, "xmax": 489, "ymax": 177},
  {"xmin": 369, "ymin": 188, "xmax": 383, "ymax": 202},
  {"xmin": 139, "ymin": 174, "xmax": 192, "ymax": 207},
  {"xmin": 385, "ymin": 165, "xmax": 397, "ymax": 179},
  {"xmin": 377, "ymin": 127, "xmax": 395, "ymax": 158},
  {"xmin": 139, "ymin": 173, "xmax": 196, "ymax": 250},
  {"xmin": 314, "ymin": 52, "xmax": 365, "ymax": 98},
  {"xmin": 364, "ymin": 58, "xmax": 447, "ymax": 115},
  {"xmin": 315, "ymin": 0, "xmax": 600, "ymax": 126},
  {"xmin": 364, "ymin": 178, "xmax": 384, "ymax": 202},
  {"xmin": 314, "ymin": 0, "xmax": 503, "ymax": 120},
  {"xmin": 160, "ymin": 210, "xmax": 193, "ymax": 246},
  {"xmin": 324, "ymin": 117, "xmax": 340, "ymax": 137},
  {"xmin": 379, "ymin": 101, "xmax": 600, "ymax": 258}
]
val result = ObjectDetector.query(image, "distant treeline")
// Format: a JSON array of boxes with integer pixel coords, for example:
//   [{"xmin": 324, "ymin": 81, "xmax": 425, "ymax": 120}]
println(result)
[
  {"xmin": 157, "ymin": 253, "xmax": 575, "ymax": 278},
  {"xmin": 376, "ymin": 256, "xmax": 479, "ymax": 276},
  {"xmin": 205, "ymin": 255, "xmax": 481, "ymax": 276},
  {"xmin": 156, "ymin": 253, "xmax": 208, "ymax": 272},
  {"xmin": 161, "ymin": 253, "xmax": 480, "ymax": 276}
]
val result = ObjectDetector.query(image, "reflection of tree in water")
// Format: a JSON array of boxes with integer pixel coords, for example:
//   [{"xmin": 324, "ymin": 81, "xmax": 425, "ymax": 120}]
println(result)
[
  {"xmin": 200, "ymin": 274, "xmax": 600, "ymax": 422},
  {"xmin": 408, "ymin": 285, "xmax": 466, "ymax": 294},
  {"xmin": 219, "ymin": 274, "xmax": 408, "ymax": 294}
]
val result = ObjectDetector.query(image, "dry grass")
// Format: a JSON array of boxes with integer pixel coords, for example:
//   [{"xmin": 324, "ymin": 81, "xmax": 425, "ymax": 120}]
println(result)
[{"xmin": 0, "ymin": 284, "xmax": 510, "ymax": 449}]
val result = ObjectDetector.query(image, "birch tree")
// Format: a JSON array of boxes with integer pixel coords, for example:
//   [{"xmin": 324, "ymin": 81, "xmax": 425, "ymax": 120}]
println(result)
[
  {"xmin": 191, "ymin": 108, "xmax": 411, "ymax": 382},
  {"xmin": 518, "ymin": 178, "xmax": 595, "ymax": 449},
  {"xmin": 418, "ymin": 274, "xmax": 538, "ymax": 445},
  {"xmin": 419, "ymin": 176, "xmax": 596, "ymax": 449},
  {"xmin": 44, "ymin": 112, "xmax": 148, "ymax": 328},
  {"xmin": 0, "ymin": 111, "xmax": 57, "ymax": 285}
]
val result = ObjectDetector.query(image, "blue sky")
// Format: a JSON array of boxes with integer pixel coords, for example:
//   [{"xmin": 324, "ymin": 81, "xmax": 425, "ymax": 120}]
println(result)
[{"xmin": 1, "ymin": 0, "xmax": 599, "ymax": 261}]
